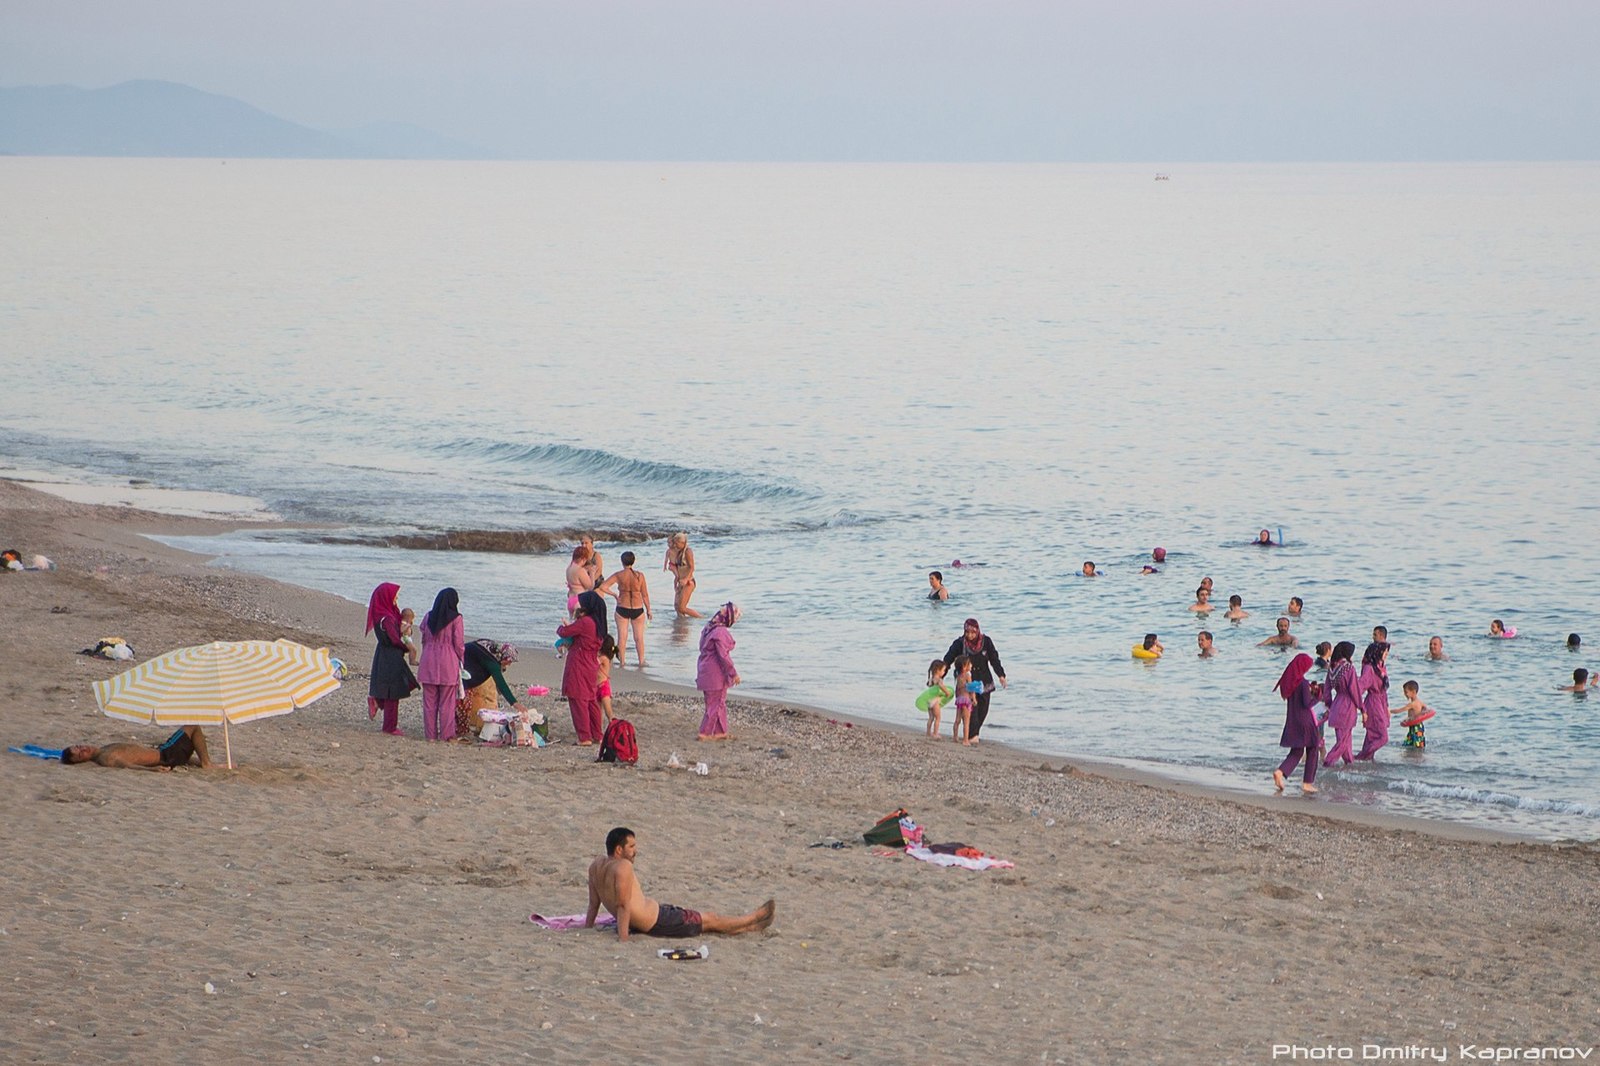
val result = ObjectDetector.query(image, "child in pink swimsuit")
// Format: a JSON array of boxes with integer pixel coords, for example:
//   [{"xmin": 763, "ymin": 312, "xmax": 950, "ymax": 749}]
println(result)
[{"xmin": 597, "ymin": 636, "xmax": 619, "ymax": 728}]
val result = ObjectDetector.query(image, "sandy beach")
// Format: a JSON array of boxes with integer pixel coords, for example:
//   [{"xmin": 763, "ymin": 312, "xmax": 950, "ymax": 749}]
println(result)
[{"xmin": 1, "ymin": 477, "xmax": 1596, "ymax": 1065}]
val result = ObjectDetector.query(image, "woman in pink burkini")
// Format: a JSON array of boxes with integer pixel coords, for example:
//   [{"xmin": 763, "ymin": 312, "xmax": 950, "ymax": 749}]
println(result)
[
  {"xmin": 696, "ymin": 602, "xmax": 742, "ymax": 741},
  {"xmin": 1321, "ymin": 640, "xmax": 1362, "ymax": 769},
  {"xmin": 558, "ymin": 590, "xmax": 608, "ymax": 745},
  {"xmin": 1354, "ymin": 641, "xmax": 1392, "ymax": 760},
  {"xmin": 416, "ymin": 587, "xmax": 466, "ymax": 741}
]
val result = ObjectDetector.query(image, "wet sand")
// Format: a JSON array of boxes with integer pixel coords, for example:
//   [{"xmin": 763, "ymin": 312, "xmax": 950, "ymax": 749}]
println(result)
[{"xmin": 1, "ymin": 478, "xmax": 1596, "ymax": 1064}]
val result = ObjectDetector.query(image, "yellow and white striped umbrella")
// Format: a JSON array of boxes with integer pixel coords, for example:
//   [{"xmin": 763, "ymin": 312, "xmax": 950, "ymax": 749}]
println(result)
[{"xmin": 92, "ymin": 640, "xmax": 339, "ymax": 766}]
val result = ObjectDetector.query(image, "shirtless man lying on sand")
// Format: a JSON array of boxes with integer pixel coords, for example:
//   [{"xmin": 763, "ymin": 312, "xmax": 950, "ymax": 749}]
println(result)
[
  {"xmin": 61, "ymin": 725, "xmax": 213, "ymax": 771},
  {"xmin": 586, "ymin": 827, "xmax": 774, "ymax": 941}
]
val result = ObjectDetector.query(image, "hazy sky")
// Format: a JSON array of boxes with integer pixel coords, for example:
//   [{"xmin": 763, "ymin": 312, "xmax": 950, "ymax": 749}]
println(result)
[{"xmin": 3, "ymin": 0, "xmax": 1596, "ymax": 160}]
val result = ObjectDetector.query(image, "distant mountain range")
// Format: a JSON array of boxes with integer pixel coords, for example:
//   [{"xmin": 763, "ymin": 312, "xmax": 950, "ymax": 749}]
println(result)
[{"xmin": 0, "ymin": 79, "xmax": 491, "ymax": 159}]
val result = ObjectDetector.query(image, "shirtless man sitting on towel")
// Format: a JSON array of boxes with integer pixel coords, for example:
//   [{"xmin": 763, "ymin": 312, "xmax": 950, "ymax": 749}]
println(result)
[
  {"xmin": 61, "ymin": 725, "xmax": 213, "ymax": 770},
  {"xmin": 586, "ymin": 827, "xmax": 774, "ymax": 941}
]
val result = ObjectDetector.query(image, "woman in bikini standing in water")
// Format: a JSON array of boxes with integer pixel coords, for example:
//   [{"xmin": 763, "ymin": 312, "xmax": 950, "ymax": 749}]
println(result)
[
  {"xmin": 664, "ymin": 532, "xmax": 701, "ymax": 618},
  {"xmin": 598, "ymin": 550, "xmax": 653, "ymax": 666}
]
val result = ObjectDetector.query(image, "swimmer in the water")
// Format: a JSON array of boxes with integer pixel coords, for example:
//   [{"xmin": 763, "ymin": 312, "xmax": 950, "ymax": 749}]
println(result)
[
  {"xmin": 1426, "ymin": 635, "xmax": 1448, "ymax": 661},
  {"xmin": 1314, "ymin": 642, "xmax": 1332, "ymax": 670},
  {"xmin": 1199, "ymin": 576, "xmax": 1214, "ymax": 595},
  {"xmin": 1189, "ymin": 587, "xmax": 1214, "ymax": 613},
  {"xmin": 1081, "ymin": 561, "xmax": 1099, "ymax": 578},
  {"xmin": 1258, "ymin": 617, "xmax": 1299, "ymax": 648},
  {"xmin": 927, "ymin": 571, "xmax": 950, "ymax": 602},
  {"xmin": 1489, "ymin": 619, "xmax": 1516, "ymax": 638},
  {"xmin": 1139, "ymin": 633, "xmax": 1163, "ymax": 658},
  {"xmin": 1286, "ymin": 596, "xmax": 1303, "ymax": 619},
  {"xmin": 1558, "ymin": 668, "xmax": 1595, "ymax": 693},
  {"xmin": 1567, "ymin": 633, "xmax": 1582, "ymax": 650},
  {"xmin": 1152, "ymin": 547, "xmax": 1167, "ymax": 564},
  {"xmin": 1196, "ymin": 630, "xmax": 1215, "ymax": 658},
  {"xmin": 1141, "ymin": 564, "xmax": 1159, "ymax": 575},
  {"xmin": 1224, "ymin": 595, "xmax": 1249, "ymax": 622},
  {"xmin": 1254, "ymin": 529, "xmax": 1276, "ymax": 546},
  {"xmin": 1372, "ymin": 625, "xmax": 1388, "ymax": 645}
]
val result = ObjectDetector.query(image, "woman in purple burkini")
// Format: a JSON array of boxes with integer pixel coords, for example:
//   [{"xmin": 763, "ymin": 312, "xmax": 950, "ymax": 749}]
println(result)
[
  {"xmin": 696, "ymin": 602, "xmax": 742, "ymax": 740},
  {"xmin": 1272, "ymin": 652, "xmax": 1321, "ymax": 794},
  {"xmin": 1321, "ymin": 641, "xmax": 1361, "ymax": 769},
  {"xmin": 558, "ymin": 590, "xmax": 607, "ymax": 746},
  {"xmin": 1354, "ymin": 641, "xmax": 1391, "ymax": 760}
]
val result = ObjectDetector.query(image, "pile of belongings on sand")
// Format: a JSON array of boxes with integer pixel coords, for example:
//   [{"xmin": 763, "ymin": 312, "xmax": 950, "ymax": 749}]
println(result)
[{"xmin": 80, "ymin": 636, "xmax": 135, "ymax": 661}]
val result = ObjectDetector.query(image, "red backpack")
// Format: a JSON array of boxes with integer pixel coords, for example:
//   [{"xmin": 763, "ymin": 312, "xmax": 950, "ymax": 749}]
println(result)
[{"xmin": 597, "ymin": 718, "xmax": 638, "ymax": 764}]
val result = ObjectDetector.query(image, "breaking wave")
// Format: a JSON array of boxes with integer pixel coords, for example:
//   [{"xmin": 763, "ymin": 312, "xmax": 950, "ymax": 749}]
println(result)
[
  {"xmin": 1386, "ymin": 779, "xmax": 1600, "ymax": 819},
  {"xmin": 426, "ymin": 439, "xmax": 816, "ymax": 506}
]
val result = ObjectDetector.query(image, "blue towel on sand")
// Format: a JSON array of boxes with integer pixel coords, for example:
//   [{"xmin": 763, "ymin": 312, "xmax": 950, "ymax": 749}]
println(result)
[{"xmin": 10, "ymin": 745, "xmax": 64, "ymax": 761}]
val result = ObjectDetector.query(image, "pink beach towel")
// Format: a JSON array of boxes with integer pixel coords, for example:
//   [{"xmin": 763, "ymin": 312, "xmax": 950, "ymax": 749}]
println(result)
[{"xmin": 529, "ymin": 912, "xmax": 616, "ymax": 930}]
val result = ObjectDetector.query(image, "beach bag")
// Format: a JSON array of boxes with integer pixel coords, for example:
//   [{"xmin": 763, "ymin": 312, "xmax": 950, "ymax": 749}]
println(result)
[
  {"xmin": 862, "ymin": 808, "xmax": 912, "ymax": 847},
  {"xmin": 597, "ymin": 718, "xmax": 638, "ymax": 764}
]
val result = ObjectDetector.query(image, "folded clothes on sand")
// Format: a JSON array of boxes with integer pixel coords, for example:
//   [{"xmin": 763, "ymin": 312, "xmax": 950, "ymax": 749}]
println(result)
[{"xmin": 528, "ymin": 912, "xmax": 616, "ymax": 930}]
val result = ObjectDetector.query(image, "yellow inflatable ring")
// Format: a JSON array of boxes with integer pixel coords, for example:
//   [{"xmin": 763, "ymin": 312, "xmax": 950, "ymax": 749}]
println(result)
[{"xmin": 1131, "ymin": 644, "xmax": 1161, "ymax": 660}]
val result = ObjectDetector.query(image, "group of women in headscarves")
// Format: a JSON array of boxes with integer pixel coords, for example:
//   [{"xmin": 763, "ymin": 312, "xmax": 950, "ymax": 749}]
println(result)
[
  {"xmin": 1271, "ymin": 638, "xmax": 1392, "ymax": 793},
  {"xmin": 366, "ymin": 583, "xmax": 523, "ymax": 742},
  {"xmin": 367, "ymin": 574, "xmax": 749, "ymax": 748}
]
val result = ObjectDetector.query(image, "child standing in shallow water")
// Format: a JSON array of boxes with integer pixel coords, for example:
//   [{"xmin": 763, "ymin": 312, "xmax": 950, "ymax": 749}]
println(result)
[
  {"xmin": 951, "ymin": 656, "xmax": 975, "ymax": 745},
  {"xmin": 916, "ymin": 660, "xmax": 954, "ymax": 739},
  {"xmin": 1391, "ymin": 680, "xmax": 1434, "ymax": 749}
]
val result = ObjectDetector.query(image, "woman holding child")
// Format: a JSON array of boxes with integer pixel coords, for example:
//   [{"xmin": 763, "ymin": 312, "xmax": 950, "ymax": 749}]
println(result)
[
  {"xmin": 365, "ymin": 581, "xmax": 419, "ymax": 736},
  {"xmin": 559, "ymin": 590, "xmax": 608, "ymax": 745}
]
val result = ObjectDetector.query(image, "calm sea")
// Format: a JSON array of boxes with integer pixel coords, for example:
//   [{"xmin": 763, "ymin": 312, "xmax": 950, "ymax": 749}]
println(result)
[{"xmin": 4, "ymin": 158, "xmax": 1598, "ymax": 839}]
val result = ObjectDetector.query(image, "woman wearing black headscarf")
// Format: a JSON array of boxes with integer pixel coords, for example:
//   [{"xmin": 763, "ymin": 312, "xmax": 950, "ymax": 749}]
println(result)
[
  {"xmin": 941, "ymin": 618, "xmax": 1008, "ymax": 743},
  {"xmin": 1321, "ymin": 641, "xmax": 1361, "ymax": 769},
  {"xmin": 1355, "ymin": 641, "xmax": 1392, "ymax": 761},
  {"xmin": 417, "ymin": 587, "xmax": 465, "ymax": 741},
  {"xmin": 557, "ymin": 589, "xmax": 609, "ymax": 745}
]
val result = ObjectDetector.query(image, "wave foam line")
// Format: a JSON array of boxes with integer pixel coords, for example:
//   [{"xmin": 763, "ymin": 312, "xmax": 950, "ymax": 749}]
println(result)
[
  {"xmin": 1386, "ymin": 779, "xmax": 1600, "ymax": 819},
  {"xmin": 431, "ymin": 439, "xmax": 815, "ymax": 505}
]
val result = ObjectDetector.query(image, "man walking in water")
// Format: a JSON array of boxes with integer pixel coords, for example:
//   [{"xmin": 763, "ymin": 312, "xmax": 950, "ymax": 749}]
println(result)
[{"xmin": 586, "ymin": 827, "xmax": 775, "ymax": 941}]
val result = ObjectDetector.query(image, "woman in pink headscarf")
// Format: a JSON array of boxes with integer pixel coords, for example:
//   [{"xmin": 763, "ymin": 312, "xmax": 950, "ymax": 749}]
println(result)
[
  {"xmin": 1272, "ymin": 652, "xmax": 1321, "ymax": 794},
  {"xmin": 696, "ymin": 602, "xmax": 742, "ymax": 740},
  {"xmin": 365, "ymin": 582, "xmax": 418, "ymax": 736}
]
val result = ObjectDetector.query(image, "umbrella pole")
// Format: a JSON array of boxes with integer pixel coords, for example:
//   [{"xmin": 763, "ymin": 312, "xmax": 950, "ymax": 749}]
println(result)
[{"xmin": 223, "ymin": 716, "xmax": 234, "ymax": 770}]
